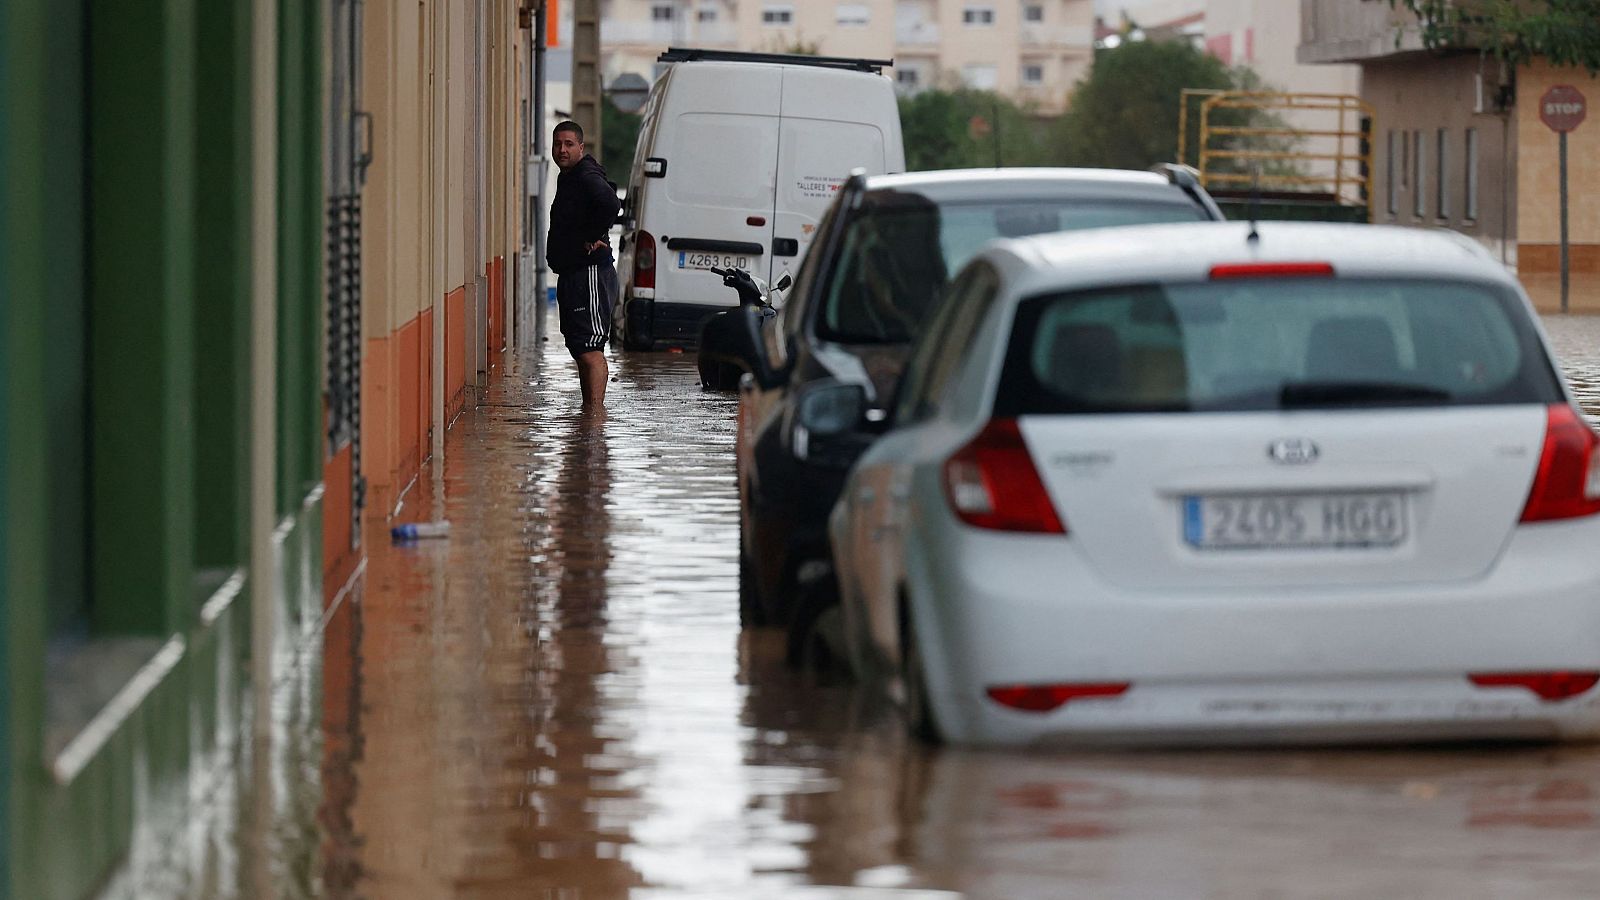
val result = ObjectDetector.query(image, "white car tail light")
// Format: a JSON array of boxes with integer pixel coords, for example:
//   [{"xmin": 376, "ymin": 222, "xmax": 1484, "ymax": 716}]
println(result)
[
  {"xmin": 634, "ymin": 230, "xmax": 656, "ymax": 290},
  {"xmin": 1469, "ymin": 672, "xmax": 1600, "ymax": 702},
  {"xmin": 942, "ymin": 419, "xmax": 1066, "ymax": 533},
  {"xmin": 1518, "ymin": 404, "xmax": 1600, "ymax": 523},
  {"xmin": 1208, "ymin": 261, "xmax": 1334, "ymax": 280},
  {"xmin": 987, "ymin": 682, "xmax": 1130, "ymax": 712}
]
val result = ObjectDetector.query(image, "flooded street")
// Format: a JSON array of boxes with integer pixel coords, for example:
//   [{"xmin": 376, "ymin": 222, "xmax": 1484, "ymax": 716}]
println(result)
[{"xmin": 294, "ymin": 315, "xmax": 1600, "ymax": 900}]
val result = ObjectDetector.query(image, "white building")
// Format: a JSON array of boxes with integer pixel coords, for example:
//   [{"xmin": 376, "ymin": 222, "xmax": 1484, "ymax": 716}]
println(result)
[{"xmin": 573, "ymin": 0, "xmax": 1096, "ymax": 114}]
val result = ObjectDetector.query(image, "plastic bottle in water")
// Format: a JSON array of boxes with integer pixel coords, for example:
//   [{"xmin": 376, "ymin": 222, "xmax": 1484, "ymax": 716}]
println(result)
[{"xmin": 391, "ymin": 520, "xmax": 452, "ymax": 542}]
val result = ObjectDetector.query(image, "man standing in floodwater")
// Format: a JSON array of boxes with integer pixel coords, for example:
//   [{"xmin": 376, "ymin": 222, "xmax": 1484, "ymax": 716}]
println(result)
[{"xmin": 548, "ymin": 120, "xmax": 622, "ymax": 407}]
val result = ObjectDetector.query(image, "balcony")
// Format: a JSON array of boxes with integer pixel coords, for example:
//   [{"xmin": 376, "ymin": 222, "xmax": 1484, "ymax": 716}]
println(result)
[
  {"xmin": 1298, "ymin": 0, "xmax": 1425, "ymax": 64},
  {"xmin": 1019, "ymin": 23, "xmax": 1093, "ymax": 48},
  {"xmin": 605, "ymin": 20, "xmax": 737, "ymax": 46},
  {"xmin": 895, "ymin": 21, "xmax": 941, "ymax": 45}
]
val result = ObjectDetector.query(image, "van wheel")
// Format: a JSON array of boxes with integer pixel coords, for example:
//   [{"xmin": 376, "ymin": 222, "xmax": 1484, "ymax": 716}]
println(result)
[
  {"xmin": 901, "ymin": 602, "xmax": 943, "ymax": 745},
  {"xmin": 620, "ymin": 318, "xmax": 653, "ymax": 352}
]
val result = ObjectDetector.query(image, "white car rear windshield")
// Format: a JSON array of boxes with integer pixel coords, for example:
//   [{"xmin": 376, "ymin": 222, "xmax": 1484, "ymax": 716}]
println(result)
[
  {"xmin": 820, "ymin": 198, "xmax": 1208, "ymax": 344},
  {"xmin": 994, "ymin": 278, "xmax": 1564, "ymax": 415}
]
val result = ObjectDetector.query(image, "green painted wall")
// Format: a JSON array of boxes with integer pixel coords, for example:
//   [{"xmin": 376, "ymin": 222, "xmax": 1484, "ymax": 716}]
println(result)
[
  {"xmin": 278, "ymin": 0, "xmax": 326, "ymax": 519},
  {"xmin": 193, "ymin": 0, "xmax": 256, "ymax": 578},
  {"xmin": 88, "ymin": 0, "xmax": 198, "ymax": 636},
  {"xmin": 3, "ymin": 0, "xmax": 77, "ymax": 894},
  {"xmin": 2, "ymin": 0, "xmax": 330, "ymax": 895}
]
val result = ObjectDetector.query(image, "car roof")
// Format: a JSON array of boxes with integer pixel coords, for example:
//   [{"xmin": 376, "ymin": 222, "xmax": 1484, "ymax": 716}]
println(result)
[
  {"xmin": 985, "ymin": 221, "xmax": 1515, "ymax": 299},
  {"xmin": 862, "ymin": 168, "xmax": 1206, "ymax": 208}
]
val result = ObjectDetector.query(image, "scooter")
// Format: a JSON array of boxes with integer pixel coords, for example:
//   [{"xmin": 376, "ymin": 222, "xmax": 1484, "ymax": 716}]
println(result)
[{"xmin": 696, "ymin": 267, "xmax": 792, "ymax": 390}]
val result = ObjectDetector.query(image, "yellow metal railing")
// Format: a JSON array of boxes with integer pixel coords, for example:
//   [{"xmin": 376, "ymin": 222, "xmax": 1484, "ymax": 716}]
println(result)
[{"xmin": 1177, "ymin": 89, "xmax": 1375, "ymax": 221}]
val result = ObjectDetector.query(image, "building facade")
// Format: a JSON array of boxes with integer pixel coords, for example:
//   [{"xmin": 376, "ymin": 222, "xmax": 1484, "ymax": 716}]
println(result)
[
  {"xmin": 1300, "ymin": 0, "xmax": 1600, "ymax": 272},
  {"xmin": 1, "ymin": 1, "xmax": 534, "ymax": 897},
  {"xmin": 587, "ymin": 0, "xmax": 1096, "ymax": 114}
]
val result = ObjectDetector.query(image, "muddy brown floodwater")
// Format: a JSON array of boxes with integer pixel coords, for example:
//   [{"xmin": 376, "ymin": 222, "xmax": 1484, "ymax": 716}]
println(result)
[
  {"xmin": 109, "ymin": 314, "xmax": 1594, "ymax": 899},
  {"xmin": 301, "ymin": 315, "xmax": 1600, "ymax": 900}
]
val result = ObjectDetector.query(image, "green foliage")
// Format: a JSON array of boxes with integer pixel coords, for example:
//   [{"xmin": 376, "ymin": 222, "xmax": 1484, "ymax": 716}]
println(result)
[
  {"xmin": 1389, "ymin": 0, "xmax": 1600, "ymax": 75},
  {"xmin": 601, "ymin": 95, "xmax": 641, "ymax": 177},
  {"xmin": 768, "ymin": 34, "xmax": 822, "ymax": 55},
  {"xmin": 1053, "ymin": 40, "xmax": 1234, "ymax": 169},
  {"xmin": 898, "ymin": 88, "xmax": 1053, "ymax": 170}
]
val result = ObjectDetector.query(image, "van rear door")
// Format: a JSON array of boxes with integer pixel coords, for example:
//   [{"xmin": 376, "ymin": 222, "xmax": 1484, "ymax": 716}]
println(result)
[
  {"xmin": 658, "ymin": 68, "xmax": 781, "ymax": 309},
  {"xmin": 771, "ymin": 69, "xmax": 896, "ymax": 286}
]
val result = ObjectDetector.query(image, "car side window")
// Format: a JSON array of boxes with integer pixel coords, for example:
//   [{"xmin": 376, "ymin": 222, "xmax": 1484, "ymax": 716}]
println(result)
[
  {"xmin": 772, "ymin": 198, "xmax": 843, "ymax": 368},
  {"xmin": 895, "ymin": 262, "xmax": 1000, "ymax": 422}
]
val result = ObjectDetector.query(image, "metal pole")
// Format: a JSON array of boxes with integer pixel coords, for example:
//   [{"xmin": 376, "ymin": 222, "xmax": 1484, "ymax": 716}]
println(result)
[
  {"xmin": 533, "ymin": 0, "xmax": 549, "ymax": 343},
  {"xmin": 1560, "ymin": 130, "xmax": 1570, "ymax": 314}
]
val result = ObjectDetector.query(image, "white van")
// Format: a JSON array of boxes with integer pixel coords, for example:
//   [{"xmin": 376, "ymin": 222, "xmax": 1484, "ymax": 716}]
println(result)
[{"xmin": 613, "ymin": 48, "xmax": 906, "ymax": 350}]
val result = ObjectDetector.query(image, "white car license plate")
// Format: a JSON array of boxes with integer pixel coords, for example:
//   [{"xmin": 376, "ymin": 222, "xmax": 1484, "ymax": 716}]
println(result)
[
  {"xmin": 677, "ymin": 251, "xmax": 750, "ymax": 271},
  {"xmin": 1183, "ymin": 491, "xmax": 1408, "ymax": 550}
]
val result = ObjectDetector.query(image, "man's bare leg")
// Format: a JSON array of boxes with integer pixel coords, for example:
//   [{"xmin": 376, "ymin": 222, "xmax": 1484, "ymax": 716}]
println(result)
[{"xmin": 576, "ymin": 350, "xmax": 608, "ymax": 406}]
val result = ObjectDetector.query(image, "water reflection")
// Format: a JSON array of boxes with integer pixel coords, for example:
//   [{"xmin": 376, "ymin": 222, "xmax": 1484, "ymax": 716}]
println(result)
[
  {"xmin": 94, "ymin": 317, "xmax": 1600, "ymax": 899},
  {"xmin": 1542, "ymin": 314, "xmax": 1600, "ymax": 423},
  {"xmin": 312, "ymin": 338, "xmax": 1600, "ymax": 900}
]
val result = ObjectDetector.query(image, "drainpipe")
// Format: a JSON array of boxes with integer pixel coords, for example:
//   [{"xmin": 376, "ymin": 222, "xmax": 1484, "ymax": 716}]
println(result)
[{"xmin": 532, "ymin": 0, "xmax": 549, "ymax": 343}]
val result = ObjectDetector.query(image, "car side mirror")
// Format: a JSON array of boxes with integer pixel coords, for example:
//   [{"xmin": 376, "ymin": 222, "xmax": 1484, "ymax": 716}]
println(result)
[
  {"xmin": 788, "ymin": 380, "xmax": 876, "ymax": 467},
  {"xmin": 795, "ymin": 381, "xmax": 868, "ymax": 435},
  {"xmin": 774, "ymin": 271, "xmax": 793, "ymax": 293},
  {"xmin": 697, "ymin": 303, "xmax": 783, "ymax": 391}
]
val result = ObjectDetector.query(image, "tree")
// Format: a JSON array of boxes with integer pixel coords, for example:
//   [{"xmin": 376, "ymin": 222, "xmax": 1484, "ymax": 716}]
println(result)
[
  {"xmin": 1389, "ymin": 0, "xmax": 1600, "ymax": 75},
  {"xmin": 898, "ymin": 87, "xmax": 1053, "ymax": 171},
  {"xmin": 601, "ymin": 95, "xmax": 641, "ymax": 177},
  {"xmin": 1052, "ymin": 40, "xmax": 1234, "ymax": 169},
  {"xmin": 1052, "ymin": 40, "xmax": 1298, "ymax": 175}
]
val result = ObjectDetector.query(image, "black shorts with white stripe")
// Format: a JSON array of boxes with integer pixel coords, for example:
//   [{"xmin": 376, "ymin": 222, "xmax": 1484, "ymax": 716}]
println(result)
[{"xmin": 556, "ymin": 260, "xmax": 619, "ymax": 359}]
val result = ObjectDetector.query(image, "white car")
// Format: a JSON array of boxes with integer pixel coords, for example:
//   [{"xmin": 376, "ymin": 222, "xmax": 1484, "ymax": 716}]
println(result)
[{"xmin": 822, "ymin": 220, "xmax": 1600, "ymax": 747}]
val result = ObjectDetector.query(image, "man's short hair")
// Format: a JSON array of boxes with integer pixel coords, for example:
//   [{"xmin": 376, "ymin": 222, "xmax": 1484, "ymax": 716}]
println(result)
[{"xmin": 553, "ymin": 120, "xmax": 584, "ymax": 143}]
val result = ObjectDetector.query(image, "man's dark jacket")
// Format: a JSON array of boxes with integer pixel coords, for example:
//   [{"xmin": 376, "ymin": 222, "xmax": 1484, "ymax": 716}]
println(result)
[{"xmin": 547, "ymin": 154, "xmax": 621, "ymax": 275}]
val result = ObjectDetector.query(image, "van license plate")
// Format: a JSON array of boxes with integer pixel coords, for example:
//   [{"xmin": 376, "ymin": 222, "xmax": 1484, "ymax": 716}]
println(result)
[
  {"xmin": 677, "ymin": 251, "xmax": 750, "ymax": 271},
  {"xmin": 1183, "ymin": 492, "xmax": 1408, "ymax": 550}
]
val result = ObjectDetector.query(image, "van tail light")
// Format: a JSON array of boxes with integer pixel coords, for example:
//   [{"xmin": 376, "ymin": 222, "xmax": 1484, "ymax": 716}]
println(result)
[
  {"xmin": 1518, "ymin": 404, "xmax": 1600, "ymax": 523},
  {"xmin": 1469, "ymin": 672, "xmax": 1600, "ymax": 702},
  {"xmin": 634, "ymin": 230, "xmax": 656, "ymax": 290},
  {"xmin": 942, "ymin": 419, "xmax": 1066, "ymax": 533},
  {"xmin": 987, "ymin": 682, "xmax": 1130, "ymax": 712}
]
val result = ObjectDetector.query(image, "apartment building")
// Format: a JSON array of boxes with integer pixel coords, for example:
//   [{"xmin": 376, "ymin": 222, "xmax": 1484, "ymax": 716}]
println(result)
[
  {"xmin": 1300, "ymin": 0, "xmax": 1600, "ymax": 272},
  {"xmin": 586, "ymin": 0, "xmax": 1096, "ymax": 113}
]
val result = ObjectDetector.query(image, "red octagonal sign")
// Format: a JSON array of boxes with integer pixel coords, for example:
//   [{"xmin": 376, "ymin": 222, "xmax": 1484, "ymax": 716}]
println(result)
[{"xmin": 1541, "ymin": 84, "xmax": 1587, "ymax": 133}]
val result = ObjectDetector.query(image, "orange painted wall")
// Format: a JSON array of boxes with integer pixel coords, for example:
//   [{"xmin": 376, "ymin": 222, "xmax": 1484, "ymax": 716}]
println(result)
[
  {"xmin": 445, "ymin": 286, "xmax": 467, "ymax": 422},
  {"xmin": 322, "ymin": 443, "xmax": 357, "ymax": 606},
  {"xmin": 416, "ymin": 306, "xmax": 433, "ymax": 474},
  {"xmin": 359, "ymin": 307, "xmax": 434, "ymax": 517}
]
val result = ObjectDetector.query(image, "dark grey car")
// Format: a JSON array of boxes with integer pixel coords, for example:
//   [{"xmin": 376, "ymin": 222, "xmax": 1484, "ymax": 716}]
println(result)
[{"xmin": 704, "ymin": 166, "xmax": 1226, "ymax": 659}]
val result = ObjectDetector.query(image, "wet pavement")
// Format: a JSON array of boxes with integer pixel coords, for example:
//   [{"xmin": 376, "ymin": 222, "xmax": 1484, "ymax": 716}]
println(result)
[{"xmin": 299, "ymin": 314, "xmax": 1600, "ymax": 900}]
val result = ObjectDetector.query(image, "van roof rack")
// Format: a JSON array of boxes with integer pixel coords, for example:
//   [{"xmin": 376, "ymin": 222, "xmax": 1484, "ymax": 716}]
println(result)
[{"xmin": 657, "ymin": 47, "xmax": 892, "ymax": 74}]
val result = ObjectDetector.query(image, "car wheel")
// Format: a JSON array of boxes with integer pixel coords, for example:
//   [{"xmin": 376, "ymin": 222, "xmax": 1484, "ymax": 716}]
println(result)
[
  {"xmin": 785, "ymin": 569, "xmax": 842, "ymax": 671},
  {"xmin": 738, "ymin": 521, "xmax": 769, "ymax": 628},
  {"xmin": 901, "ymin": 603, "xmax": 943, "ymax": 745},
  {"xmin": 699, "ymin": 359, "xmax": 742, "ymax": 391}
]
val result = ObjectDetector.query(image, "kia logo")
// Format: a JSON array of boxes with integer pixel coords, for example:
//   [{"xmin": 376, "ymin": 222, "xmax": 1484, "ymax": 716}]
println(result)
[{"xmin": 1268, "ymin": 438, "xmax": 1319, "ymax": 464}]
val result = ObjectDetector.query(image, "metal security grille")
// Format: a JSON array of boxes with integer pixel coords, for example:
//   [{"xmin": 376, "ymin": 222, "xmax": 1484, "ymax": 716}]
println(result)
[{"xmin": 325, "ymin": 192, "xmax": 362, "ymax": 448}]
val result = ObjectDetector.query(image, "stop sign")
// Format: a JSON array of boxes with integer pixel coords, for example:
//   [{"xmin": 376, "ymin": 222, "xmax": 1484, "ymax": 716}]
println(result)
[{"xmin": 1540, "ymin": 84, "xmax": 1587, "ymax": 133}]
